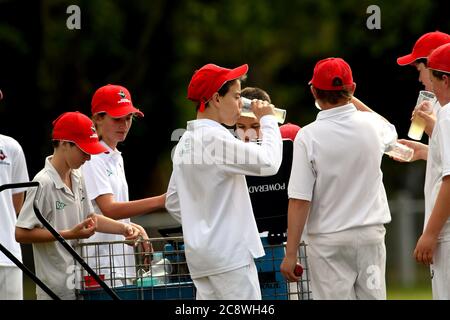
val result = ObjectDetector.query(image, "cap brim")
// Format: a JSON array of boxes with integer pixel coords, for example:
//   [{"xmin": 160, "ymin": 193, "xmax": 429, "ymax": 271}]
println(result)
[
  {"xmin": 397, "ymin": 54, "xmax": 417, "ymax": 66},
  {"xmin": 106, "ymin": 105, "xmax": 144, "ymax": 118},
  {"xmin": 77, "ymin": 142, "xmax": 109, "ymax": 155},
  {"xmin": 225, "ymin": 64, "xmax": 249, "ymax": 82}
]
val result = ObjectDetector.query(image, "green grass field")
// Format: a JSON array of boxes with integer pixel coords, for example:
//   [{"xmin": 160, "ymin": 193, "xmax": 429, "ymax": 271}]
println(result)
[{"xmin": 387, "ymin": 284, "xmax": 432, "ymax": 300}]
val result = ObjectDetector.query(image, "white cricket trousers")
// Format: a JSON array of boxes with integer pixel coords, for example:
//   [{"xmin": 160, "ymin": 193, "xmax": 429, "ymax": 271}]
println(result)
[
  {"xmin": 307, "ymin": 224, "xmax": 386, "ymax": 300},
  {"xmin": 430, "ymin": 240, "xmax": 450, "ymax": 300},
  {"xmin": 0, "ymin": 266, "xmax": 23, "ymax": 300},
  {"xmin": 193, "ymin": 261, "xmax": 261, "ymax": 300}
]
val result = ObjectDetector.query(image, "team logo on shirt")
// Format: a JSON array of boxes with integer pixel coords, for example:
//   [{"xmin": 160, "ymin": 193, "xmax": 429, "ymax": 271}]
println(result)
[
  {"xmin": 0, "ymin": 149, "xmax": 6, "ymax": 161},
  {"xmin": 56, "ymin": 200, "xmax": 67, "ymax": 210},
  {"xmin": 106, "ymin": 169, "xmax": 113, "ymax": 177},
  {"xmin": 0, "ymin": 149, "xmax": 10, "ymax": 165}
]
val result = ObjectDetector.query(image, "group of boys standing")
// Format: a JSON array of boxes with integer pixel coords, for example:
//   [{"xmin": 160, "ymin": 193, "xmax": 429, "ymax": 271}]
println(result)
[{"xmin": 1, "ymin": 30, "xmax": 449, "ymax": 300}]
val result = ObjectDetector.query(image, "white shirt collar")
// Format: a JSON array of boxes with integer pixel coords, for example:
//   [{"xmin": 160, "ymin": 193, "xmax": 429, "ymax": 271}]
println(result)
[
  {"xmin": 186, "ymin": 119, "xmax": 226, "ymax": 131},
  {"xmin": 100, "ymin": 140, "xmax": 122, "ymax": 160},
  {"xmin": 316, "ymin": 103, "xmax": 357, "ymax": 121}
]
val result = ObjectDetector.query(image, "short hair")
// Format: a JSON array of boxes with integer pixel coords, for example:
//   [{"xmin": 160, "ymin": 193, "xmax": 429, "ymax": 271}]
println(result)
[
  {"xmin": 313, "ymin": 77, "xmax": 353, "ymax": 105},
  {"xmin": 241, "ymin": 87, "xmax": 271, "ymax": 103},
  {"xmin": 431, "ymin": 69, "xmax": 450, "ymax": 80}
]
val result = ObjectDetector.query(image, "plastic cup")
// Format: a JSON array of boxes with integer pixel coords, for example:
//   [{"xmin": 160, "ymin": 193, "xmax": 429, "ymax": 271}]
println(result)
[
  {"xmin": 241, "ymin": 97, "xmax": 286, "ymax": 124},
  {"xmin": 384, "ymin": 141, "xmax": 414, "ymax": 162},
  {"xmin": 407, "ymin": 90, "xmax": 436, "ymax": 140}
]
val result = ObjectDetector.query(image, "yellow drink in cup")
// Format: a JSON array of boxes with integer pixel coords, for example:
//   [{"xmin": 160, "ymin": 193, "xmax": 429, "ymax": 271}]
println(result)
[{"xmin": 407, "ymin": 90, "xmax": 436, "ymax": 140}]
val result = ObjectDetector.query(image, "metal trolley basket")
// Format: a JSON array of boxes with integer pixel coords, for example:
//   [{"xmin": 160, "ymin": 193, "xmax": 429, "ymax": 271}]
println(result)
[
  {"xmin": 75, "ymin": 235, "xmax": 311, "ymax": 300},
  {"xmin": 75, "ymin": 236, "xmax": 195, "ymax": 300}
]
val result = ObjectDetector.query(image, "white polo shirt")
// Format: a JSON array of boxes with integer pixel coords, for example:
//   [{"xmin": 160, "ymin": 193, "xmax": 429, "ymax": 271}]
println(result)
[
  {"xmin": 166, "ymin": 115, "xmax": 282, "ymax": 279},
  {"xmin": 82, "ymin": 141, "xmax": 135, "ymax": 285},
  {"xmin": 16, "ymin": 156, "xmax": 92, "ymax": 299},
  {"xmin": 288, "ymin": 103, "xmax": 393, "ymax": 234},
  {"xmin": 0, "ymin": 134, "xmax": 29, "ymax": 267},
  {"xmin": 424, "ymin": 102, "xmax": 450, "ymax": 241}
]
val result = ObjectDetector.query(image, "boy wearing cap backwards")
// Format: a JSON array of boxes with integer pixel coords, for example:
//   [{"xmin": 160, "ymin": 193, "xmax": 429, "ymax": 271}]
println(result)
[
  {"xmin": 281, "ymin": 58, "xmax": 397, "ymax": 299},
  {"xmin": 82, "ymin": 84, "xmax": 164, "ymax": 286},
  {"xmin": 15, "ymin": 112, "xmax": 140, "ymax": 300},
  {"xmin": 0, "ymin": 89, "xmax": 29, "ymax": 300},
  {"xmin": 166, "ymin": 63, "xmax": 282, "ymax": 300},
  {"xmin": 406, "ymin": 43, "xmax": 450, "ymax": 299},
  {"xmin": 397, "ymin": 31, "xmax": 450, "ymax": 136}
]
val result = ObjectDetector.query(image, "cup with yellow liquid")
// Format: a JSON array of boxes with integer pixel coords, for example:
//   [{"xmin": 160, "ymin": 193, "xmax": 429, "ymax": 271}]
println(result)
[
  {"xmin": 241, "ymin": 97, "xmax": 286, "ymax": 124},
  {"xmin": 407, "ymin": 90, "xmax": 436, "ymax": 140}
]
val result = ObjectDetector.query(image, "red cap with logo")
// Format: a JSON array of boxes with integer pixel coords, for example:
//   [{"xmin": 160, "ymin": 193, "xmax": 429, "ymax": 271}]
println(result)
[
  {"xmin": 309, "ymin": 58, "xmax": 354, "ymax": 91},
  {"xmin": 187, "ymin": 63, "xmax": 249, "ymax": 112},
  {"xmin": 280, "ymin": 123, "xmax": 301, "ymax": 141},
  {"xmin": 91, "ymin": 84, "xmax": 144, "ymax": 118},
  {"xmin": 427, "ymin": 43, "xmax": 450, "ymax": 74},
  {"xmin": 52, "ymin": 111, "xmax": 108, "ymax": 155},
  {"xmin": 397, "ymin": 31, "xmax": 450, "ymax": 66}
]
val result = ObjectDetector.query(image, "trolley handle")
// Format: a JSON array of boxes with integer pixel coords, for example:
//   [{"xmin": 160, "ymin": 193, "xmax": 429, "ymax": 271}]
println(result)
[
  {"xmin": 29, "ymin": 182, "xmax": 121, "ymax": 300},
  {"xmin": 0, "ymin": 182, "xmax": 60, "ymax": 300}
]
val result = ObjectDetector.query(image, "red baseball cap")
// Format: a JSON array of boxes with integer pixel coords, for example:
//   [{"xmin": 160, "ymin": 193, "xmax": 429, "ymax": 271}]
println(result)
[
  {"xmin": 52, "ymin": 112, "xmax": 108, "ymax": 155},
  {"xmin": 187, "ymin": 63, "xmax": 249, "ymax": 112},
  {"xmin": 309, "ymin": 58, "xmax": 354, "ymax": 91},
  {"xmin": 280, "ymin": 123, "xmax": 301, "ymax": 141},
  {"xmin": 397, "ymin": 31, "xmax": 450, "ymax": 66},
  {"xmin": 91, "ymin": 84, "xmax": 144, "ymax": 118},
  {"xmin": 428, "ymin": 43, "xmax": 450, "ymax": 74}
]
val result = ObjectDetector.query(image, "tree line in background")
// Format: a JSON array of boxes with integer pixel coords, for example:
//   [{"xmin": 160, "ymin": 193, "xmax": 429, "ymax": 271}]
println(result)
[{"xmin": 0, "ymin": 0, "xmax": 448, "ymax": 199}]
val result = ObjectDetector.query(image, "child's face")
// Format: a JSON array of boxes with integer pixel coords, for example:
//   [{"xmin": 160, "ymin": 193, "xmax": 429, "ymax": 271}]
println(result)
[
  {"xmin": 66, "ymin": 144, "xmax": 91, "ymax": 169},
  {"xmin": 236, "ymin": 116, "xmax": 261, "ymax": 142},
  {"xmin": 217, "ymin": 81, "xmax": 242, "ymax": 126},
  {"xmin": 98, "ymin": 113, "xmax": 133, "ymax": 146},
  {"xmin": 415, "ymin": 62, "xmax": 433, "ymax": 92},
  {"xmin": 429, "ymin": 70, "xmax": 449, "ymax": 106}
]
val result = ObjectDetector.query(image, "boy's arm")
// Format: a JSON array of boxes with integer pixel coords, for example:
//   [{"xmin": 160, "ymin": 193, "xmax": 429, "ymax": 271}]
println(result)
[
  {"xmin": 94, "ymin": 214, "xmax": 140, "ymax": 240},
  {"xmin": 15, "ymin": 217, "xmax": 96, "ymax": 244},
  {"xmin": 280, "ymin": 199, "xmax": 310, "ymax": 282},
  {"xmin": 216, "ymin": 115, "xmax": 282, "ymax": 177},
  {"xmin": 93, "ymin": 193, "xmax": 166, "ymax": 220},
  {"xmin": 351, "ymin": 96, "xmax": 377, "ymax": 113},
  {"xmin": 414, "ymin": 175, "xmax": 450, "ymax": 265}
]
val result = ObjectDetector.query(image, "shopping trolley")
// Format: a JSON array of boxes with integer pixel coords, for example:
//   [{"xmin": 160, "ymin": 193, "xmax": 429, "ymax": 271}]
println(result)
[
  {"xmin": 75, "ymin": 234, "xmax": 311, "ymax": 300},
  {"xmin": 75, "ymin": 236, "xmax": 196, "ymax": 300}
]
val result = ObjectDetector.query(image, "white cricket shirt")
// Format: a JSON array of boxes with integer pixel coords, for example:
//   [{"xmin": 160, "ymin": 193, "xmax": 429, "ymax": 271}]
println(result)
[
  {"xmin": 166, "ymin": 115, "xmax": 282, "ymax": 279},
  {"xmin": 288, "ymin": 103, "xmax": 393, "ymax": 234},
  {"xmin": 424, "ymin": 102, "xmax": 450, "ymax": 241},
  {"xmin": 16, "ymin": 156, "xmax": 92, "ymax": 299},
  {"xmin": 82, "ymin": 141, "xmax": 135, "ymax": 284},
  {"xmin": 0, "ymin": 135, "xmax": 29, "ymax": 266}
]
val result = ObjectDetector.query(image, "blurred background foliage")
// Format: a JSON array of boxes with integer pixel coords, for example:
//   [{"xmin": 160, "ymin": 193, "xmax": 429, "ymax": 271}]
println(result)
[{"xmin": 1, "ymin": 0, "xmax": 449, "ymax": 298}]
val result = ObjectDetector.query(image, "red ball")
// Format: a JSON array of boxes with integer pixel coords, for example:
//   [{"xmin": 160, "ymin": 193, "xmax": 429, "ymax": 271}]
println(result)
[{"xmin": 294, "ymin": 263, "xmax": 303, "ymax": 277}]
